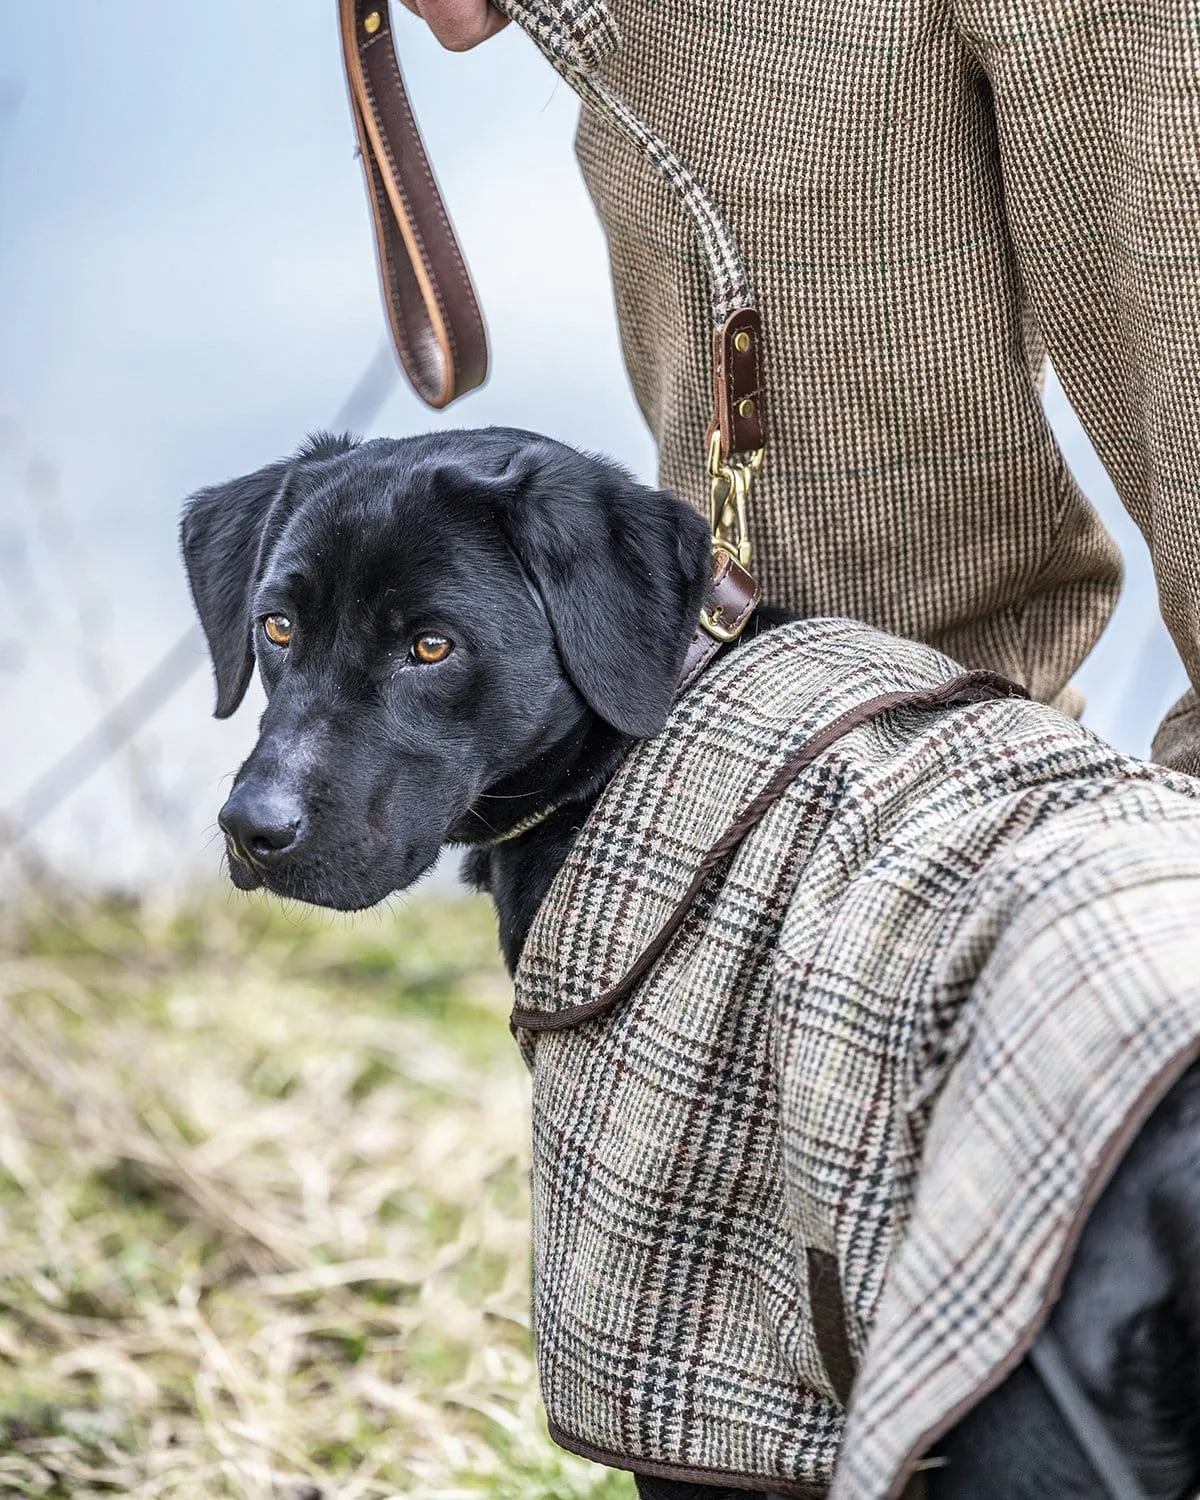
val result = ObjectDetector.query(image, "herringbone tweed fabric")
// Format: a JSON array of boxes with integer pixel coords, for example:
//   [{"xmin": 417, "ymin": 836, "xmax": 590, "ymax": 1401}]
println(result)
[
  {"xmin": 514, "ymin": 619, "xmax": 1200, "ymax": 1499},
  {"xmin": 563, "ymin": 0, "xmax": 1200, "ymax": 759}
]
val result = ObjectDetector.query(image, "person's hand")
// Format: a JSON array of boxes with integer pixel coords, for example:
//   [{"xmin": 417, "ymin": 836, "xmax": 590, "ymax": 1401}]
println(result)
[{"xmin": 395, "ymin": 0, "xmax": 508, "ymax": 51}]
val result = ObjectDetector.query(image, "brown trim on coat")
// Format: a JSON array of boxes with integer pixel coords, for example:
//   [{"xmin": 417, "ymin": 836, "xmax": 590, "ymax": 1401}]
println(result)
[
  {"xmin": 884, "ymin": 1032, "xmax": 1200, "ymax": 1500},
  {"xmin": 545, "ymin": 1417, "xmax": 827, "ymax": 1498},
  {"xmin": 511, "ymin": 670, "xmax": 1027, "ymax": 1034}
]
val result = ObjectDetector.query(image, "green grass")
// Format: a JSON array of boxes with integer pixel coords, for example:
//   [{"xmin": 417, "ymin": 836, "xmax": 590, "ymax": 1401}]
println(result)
[{"xmin": 0, "ymin": 889, "xmax": 635, "ymax": 1500}]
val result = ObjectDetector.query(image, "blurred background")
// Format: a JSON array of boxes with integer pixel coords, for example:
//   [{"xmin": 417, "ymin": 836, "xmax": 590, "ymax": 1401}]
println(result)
[
  {"xmin": 0, "ymin": 6, "xmax": 1192, "ymax": 1496},
  {"xmin": 0, "ymin": 2, "xmax": 1189, "ymax": 897},
  {"xmin": 0, "ymin": 1, "xmax": 655, "ymax": 896}
]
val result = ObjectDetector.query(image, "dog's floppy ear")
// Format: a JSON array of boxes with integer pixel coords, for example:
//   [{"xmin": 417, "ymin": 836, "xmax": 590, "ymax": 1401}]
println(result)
[
  {"xmin": 489, "ymin": 440, "xmax": 713, "ymax": 738},
  {"xmin": 180, "ymin": 432, "xmax": 358, "ymax": 718}
]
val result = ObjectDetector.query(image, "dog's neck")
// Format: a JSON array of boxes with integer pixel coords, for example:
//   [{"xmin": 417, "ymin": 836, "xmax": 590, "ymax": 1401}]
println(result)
[
  {"xmin": 449, "ymin": 711, "xmax": 626, "ymax": 846},
  {"xmin": 462, "ymin": 604, "xmax": 794, "ymax": 974},
  {"xmin": 460, "ymin": 721, "xmax": 632, "ymax": 973}
]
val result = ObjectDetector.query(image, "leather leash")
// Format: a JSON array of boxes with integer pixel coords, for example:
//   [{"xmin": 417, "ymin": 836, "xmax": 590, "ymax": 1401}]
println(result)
[
  {"xmin": 338, "ymin": 0, "xmax": 763, "ymax": 683},
  {"xmin": 338, "ymin": 0, "xmax": 488, "ymax": 407}
]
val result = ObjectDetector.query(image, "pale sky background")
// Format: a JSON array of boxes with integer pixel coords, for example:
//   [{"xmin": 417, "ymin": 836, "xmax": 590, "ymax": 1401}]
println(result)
[{"xmin": 0, "ymin": 3, "xmax": 1189, "ymax": 896}]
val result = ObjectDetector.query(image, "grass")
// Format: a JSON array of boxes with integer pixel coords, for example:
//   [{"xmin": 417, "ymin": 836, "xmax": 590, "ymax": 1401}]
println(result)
[{"xmin": 0, "ymin": 887, "xmax": 635, "ymax": 1500}]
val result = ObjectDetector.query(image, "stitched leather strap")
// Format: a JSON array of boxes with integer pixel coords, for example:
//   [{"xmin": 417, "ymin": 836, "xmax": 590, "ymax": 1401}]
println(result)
[
  {"xmin": 708, "ymin": 308, "xmax": 765, "ymax": 461},
  {"xmin": 339, "ymin": 3, "xmax": 766, "ymax": 652},
  {"xmin": 678, "ymin": 552, "xmax": 762, "ymax": 693},
  {"xmin": 337, "ymin": 1, "xmax": 764, "ymax": 463},
  {"xmin": 339, "ymin": 0, "xmax": 489, "ymax": 407}
]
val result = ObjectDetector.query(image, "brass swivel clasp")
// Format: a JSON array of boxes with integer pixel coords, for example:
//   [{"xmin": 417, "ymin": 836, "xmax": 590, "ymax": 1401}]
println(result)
[
  {"xmin": 707, "ymin": 429, "xmax": 763, "ymax": 572},
  {"xmin": 699, "ymin": 431, "xmax": 764, "ymax": 643}
]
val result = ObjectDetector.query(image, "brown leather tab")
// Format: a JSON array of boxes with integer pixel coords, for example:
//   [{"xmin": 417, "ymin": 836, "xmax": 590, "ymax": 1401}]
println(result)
[
  {"xmin": 707, "ymin": 307, "xmax": 765, "ymax": 460},
  {"xmin": 807, "ymin": 1248, "xmax": 856, "ymax": 1407},
  {"xmin": 339, "ymin": 0, "xmax": 488, "ymax": 408},
  {"xmin": 677, "ymin": 551, "xmax": 762, "ymax": 693}
]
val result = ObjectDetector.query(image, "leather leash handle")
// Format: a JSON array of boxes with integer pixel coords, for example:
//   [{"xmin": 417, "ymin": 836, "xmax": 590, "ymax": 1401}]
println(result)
[
  {"xmin": 338, "ymin": 1, "xmax": 762, "ymax": 455},
  {"xmin": 338, "ymin": 1, "xmax": 761, "ymax": 686},
  {"xmin": 339, "ymin": 0, "xmax": 488, "ymax": 408}
]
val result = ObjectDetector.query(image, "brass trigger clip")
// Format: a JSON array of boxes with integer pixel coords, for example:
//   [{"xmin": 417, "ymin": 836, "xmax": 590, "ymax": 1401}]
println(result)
[
  {"xmin": 707, "ymin": 430, "xmax": 763, "ymax": 572},
  {"xmin": 699, "ymin": 432, "xmax": 764, "ymax": 644}
]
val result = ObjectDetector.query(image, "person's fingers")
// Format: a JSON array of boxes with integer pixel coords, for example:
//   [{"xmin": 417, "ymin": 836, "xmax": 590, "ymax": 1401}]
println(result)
[{"xmin": 397, "ymin": 0, "xmax": 509, "ymax": 51}]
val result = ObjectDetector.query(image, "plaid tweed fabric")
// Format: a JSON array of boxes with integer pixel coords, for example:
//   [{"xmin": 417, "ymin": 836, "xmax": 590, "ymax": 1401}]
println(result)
[
  {"xmin": 514, "ymin": 618, "xmax": 1200, "ymax": 1498},
  {"xmin": 557, "ymin": 0, "xmax": 1200, "ymax": 763}
]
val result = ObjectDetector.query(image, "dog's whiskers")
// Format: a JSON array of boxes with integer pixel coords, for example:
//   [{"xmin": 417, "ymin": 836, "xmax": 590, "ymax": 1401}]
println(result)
[{"xmin": 477, "ymin": 790, "xmax": 551, "ymax": 801}]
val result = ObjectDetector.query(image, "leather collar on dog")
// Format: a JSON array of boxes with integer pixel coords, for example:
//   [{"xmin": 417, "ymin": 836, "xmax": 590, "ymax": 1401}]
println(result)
[{"xmin": 679, "ymin": 551, "xmax": 761, "ymax": 694}]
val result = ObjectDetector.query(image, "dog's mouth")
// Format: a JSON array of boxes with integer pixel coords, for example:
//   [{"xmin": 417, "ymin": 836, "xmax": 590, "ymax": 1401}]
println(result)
[
  {"xmin": 224, "ymin": 837, "xmax": 265, "ymax": 891},
  {"xmin": 221, "ymin": 829, "xmax": 442, "ymax": 912}
]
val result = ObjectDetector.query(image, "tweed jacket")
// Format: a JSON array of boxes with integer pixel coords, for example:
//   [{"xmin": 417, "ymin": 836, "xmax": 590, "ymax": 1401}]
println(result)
[
  {"xmin": 569, "ymin": 0, "xmax": 1200, "ymax": 766},
  {"xmin": 513, "ymin": 619, "xmax": 1200, "ymax": 1499}
]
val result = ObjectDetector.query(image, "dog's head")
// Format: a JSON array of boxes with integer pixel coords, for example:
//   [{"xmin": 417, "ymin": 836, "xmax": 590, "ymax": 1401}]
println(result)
[{"xmin": 181, "ymin": 428, "xmax": 711, "ymax": 909}]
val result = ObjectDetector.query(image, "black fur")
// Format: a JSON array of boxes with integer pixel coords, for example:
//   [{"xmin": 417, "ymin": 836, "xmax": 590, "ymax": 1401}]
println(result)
[
  {"xmin": 181, "ymin": 428, "xmax": 710, "ymax": 918},
  {"xmin": 182, "ymin": 428, "xmax": 1200, "ymax": 1500}
]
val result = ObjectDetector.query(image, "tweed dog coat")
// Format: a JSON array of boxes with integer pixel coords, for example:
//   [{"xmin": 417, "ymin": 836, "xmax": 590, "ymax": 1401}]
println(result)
[{"xmin": 511, "ymin": 619, "xmax": 1200, "ymax": 1500}]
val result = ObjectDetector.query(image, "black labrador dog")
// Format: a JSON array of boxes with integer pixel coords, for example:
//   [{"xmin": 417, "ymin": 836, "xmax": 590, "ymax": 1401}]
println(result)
[{"xmin": 182, "ymin": 428, "xmax": 1200, "ymax": 1500}]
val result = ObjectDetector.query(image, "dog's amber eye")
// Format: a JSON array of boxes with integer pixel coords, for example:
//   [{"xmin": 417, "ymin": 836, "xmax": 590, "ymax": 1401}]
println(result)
[
  {"xmin": 262, "ymin": 614, "xmax": 292, "ymax": 647},
  {"xmin": 412, "ymin": 634, "xmax": 453, "ymax": 665}
]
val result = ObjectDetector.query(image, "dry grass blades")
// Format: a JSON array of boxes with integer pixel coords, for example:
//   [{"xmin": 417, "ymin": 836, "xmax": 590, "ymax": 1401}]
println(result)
[{"xmin": 0, "ymin": 890, "xmax": 632, "ymax": 1500}]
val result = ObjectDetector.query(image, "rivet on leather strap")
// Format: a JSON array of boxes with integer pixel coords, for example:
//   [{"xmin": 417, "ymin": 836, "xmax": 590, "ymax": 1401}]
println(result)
[{"xmin": 708, "ymin": 307, "xmax": 765, "ymax": 460}]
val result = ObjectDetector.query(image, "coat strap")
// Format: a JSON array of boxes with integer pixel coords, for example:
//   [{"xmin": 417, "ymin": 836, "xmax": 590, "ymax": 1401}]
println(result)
[
  {"xmin": 1029, "ymin": 1332, "xmax": 1150, "ymax": 1500},
  {"xmin": 510, "ymin": 670, "xmax": 1029, "ymax": 1034}
]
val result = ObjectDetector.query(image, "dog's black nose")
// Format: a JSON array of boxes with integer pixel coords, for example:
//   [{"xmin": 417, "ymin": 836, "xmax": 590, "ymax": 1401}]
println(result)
[{"xmin": 219, "ymin": 786, "xmax": 303, "ymax": 863}]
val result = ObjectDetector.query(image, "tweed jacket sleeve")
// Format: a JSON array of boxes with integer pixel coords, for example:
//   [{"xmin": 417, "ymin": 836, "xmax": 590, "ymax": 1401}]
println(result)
[
  {"xmin": 572, "ymin": 0, "xmax": 1200, "ymax": 762},
  {"xmin": 953, "ymin": 0, "xmax": 1200, "ymax": 771}
]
